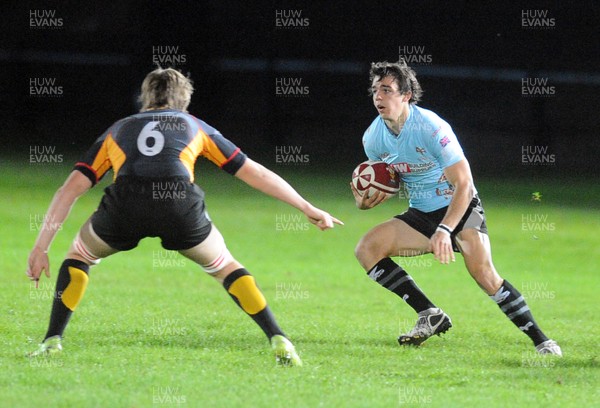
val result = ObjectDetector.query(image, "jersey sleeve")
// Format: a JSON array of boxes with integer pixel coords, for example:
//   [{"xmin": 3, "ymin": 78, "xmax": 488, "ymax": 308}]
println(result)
[
  {"xmin": 362, "ymin": 126, "xmax": 381, "ymax": 161},
  {"xmin": 429, "ymin": 123, "xmax": 465, "ymax": 169},
  {"xmin": 198, "ymin": 120, "xmax": 247, "ymax": 175},
  {"xmin": 73, "ymin": 128, "xmax": 113, "ymax": 186}
]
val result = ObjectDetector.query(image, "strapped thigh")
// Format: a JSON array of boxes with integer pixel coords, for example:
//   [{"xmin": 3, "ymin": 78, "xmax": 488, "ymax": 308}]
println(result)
[
  {"xmin": 72, "ymin": 218, "xmax": 119, "ymax": 264},
  {"xmin": 178, "ymin": 225, "xmax": 233, "ymax": 274}
]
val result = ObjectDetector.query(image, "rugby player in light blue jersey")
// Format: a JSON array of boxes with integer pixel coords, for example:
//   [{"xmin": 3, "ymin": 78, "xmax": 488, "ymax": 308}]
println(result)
[{"xmin": 351, "ymin": 61, "xmax": 561, "ymax": 355}]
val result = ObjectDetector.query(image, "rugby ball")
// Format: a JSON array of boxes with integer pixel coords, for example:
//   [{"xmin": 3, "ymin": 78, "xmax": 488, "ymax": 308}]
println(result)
[{"xmin": 352, "ymin": 160, "xmax": 400, "ymax": 197}]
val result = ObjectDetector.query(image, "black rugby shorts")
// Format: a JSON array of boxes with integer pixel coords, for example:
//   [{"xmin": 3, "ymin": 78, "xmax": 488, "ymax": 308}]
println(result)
[
  {"xmin": 91, "ymin": 176, "xmax": 212, "ymax": 251},
  {"xmin": 394, "ymin": 195, "xmax": 488, "ymax": 252}
]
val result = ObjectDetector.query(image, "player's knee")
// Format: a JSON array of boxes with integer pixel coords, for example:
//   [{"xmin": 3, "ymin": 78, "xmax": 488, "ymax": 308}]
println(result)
[
  {"xmin": 486, "ymin": 274, "xmax": 504, "ymax": 294},
  {"xmin": 200, "ymin": 246, "xmax": 235, "ymax": 274},
  {"xmin": 354, "ymin": 237, "xmax": 368, "ymax": 261},
  {"xmin": 472, "ymin": 264, "xmax": 502, "ymax": 295},
  {"xmin": 355, "ymin": 235, "xmax": 381, "ymax": 267},
  {"xmin": 210, "ymin": 259, "xmax": 245, "ymax": 283}
]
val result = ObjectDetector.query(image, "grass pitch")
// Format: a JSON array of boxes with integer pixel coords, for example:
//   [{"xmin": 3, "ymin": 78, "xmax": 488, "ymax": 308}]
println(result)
[{"xmin": 1, "ymin": 159, "xmax": 599, "ymax": 407}]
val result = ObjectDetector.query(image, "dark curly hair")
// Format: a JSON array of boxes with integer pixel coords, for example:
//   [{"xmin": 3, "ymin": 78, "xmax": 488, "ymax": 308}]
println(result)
[{"xmin": 368, "ymin": 60, "xmax": 423, "ymax": 104}]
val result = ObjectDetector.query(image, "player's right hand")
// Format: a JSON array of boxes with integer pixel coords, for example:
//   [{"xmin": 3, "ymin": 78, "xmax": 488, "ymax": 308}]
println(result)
[
  {"xmin": 304, "ymin": 205, "xmax": 344, "ymax": 231},
  {"xmin": 26, "ymin": 246, "xmax": 50, "ymax": 288},
  {"xmin": 350, "ymin": 182, "xmax": 391, "ymax": 210}
]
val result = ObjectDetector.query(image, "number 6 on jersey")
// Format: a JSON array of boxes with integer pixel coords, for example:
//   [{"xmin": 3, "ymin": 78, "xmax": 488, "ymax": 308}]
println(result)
[{"xmin": 137, "ymin": 121, "xmax": 165, "ymax": 156}]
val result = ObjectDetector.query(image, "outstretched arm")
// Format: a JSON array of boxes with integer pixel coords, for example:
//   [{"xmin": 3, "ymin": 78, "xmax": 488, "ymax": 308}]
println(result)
[
  {"xmin": 234, "ymin": 158, "xmax": 343, "ymax": 230},
  {"xmin": 27, "ymin": 170, "xmax": 93, "ymax": 287}
]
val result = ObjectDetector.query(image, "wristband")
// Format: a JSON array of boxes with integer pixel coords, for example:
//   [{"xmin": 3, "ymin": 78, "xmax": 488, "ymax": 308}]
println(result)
[{"xmin": 436, "ymin": 224, "xmax": 453, "ymax": 235}]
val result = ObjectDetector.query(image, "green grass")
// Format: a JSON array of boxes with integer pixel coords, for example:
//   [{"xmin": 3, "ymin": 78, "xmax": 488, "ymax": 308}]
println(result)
[{"xmin": 1, "ymin": 159, "xmax": 599, "ymax": 407}]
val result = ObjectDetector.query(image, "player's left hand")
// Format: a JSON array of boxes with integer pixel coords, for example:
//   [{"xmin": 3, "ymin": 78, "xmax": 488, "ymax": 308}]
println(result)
[
  {"xmin": 431, "ymin": 231, "xmax": 455, "ymax": 264},
  {"xmin": 27, "ymin": 246, "xmax": 50, "ymax": 288}
]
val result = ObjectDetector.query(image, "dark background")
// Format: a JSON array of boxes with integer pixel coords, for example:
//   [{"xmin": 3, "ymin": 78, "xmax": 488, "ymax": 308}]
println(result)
[{"xmin": 4, "ymin": 1, "xmax": 599, "ymax": 176}]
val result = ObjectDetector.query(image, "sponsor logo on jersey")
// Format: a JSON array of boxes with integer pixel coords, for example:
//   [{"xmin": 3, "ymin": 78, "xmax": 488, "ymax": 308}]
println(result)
[
  {"xmin": 392, "ymin": 161, "xmax": 437, "ymax": 174},
  {"xmin": 436, "ymin": 187, "xmax": 454, "ymax": 198},
  {"xmin": 415, "ymin": 147, "xmax": 426, "ymax": 155},
  {"xmin": 439, "ymin": 136, "xmax": 451, "ymax": 148},
  {"xmin": 392, "ymin": 162, "xmax": 411, "ymax": 174},
  {"xmin": 392, "ymin": 161, "xmax": 436, "ymax": 174}
]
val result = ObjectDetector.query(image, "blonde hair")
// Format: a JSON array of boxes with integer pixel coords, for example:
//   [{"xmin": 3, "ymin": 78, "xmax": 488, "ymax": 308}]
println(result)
[{"xmin": 139, "ymin": 68, "xmax": 194, "ymax": 111}]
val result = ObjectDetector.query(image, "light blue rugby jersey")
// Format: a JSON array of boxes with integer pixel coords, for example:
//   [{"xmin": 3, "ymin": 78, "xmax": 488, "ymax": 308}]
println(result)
[{"xmin": 363, "ymin": 105, "xmax": 472, "ymax": 212}]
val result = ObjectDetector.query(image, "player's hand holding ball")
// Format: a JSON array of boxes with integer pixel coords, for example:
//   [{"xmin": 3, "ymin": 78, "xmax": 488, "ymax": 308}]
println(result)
[{"xmin": 351, "ymin": 160, "xmax": 400, "ymax": 210}]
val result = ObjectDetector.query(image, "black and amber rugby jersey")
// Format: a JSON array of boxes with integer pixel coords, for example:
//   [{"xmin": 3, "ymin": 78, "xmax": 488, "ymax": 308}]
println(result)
[{"xmin": 74, "ymin": 109, "xmax": 247, "ymax": 185}]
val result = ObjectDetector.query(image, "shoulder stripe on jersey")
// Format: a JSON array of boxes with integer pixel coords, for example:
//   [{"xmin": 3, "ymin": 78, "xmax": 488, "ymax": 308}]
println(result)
[
  {"xmin": 201, "ymin": 140, "xmax": 228, "ymax": 166},
  {"xmin": 105, "ymin": 134, "xmax": 126, "ymax": 179},
  {"xmin": 90, "ymin": 134, "xmax": 113, "ymax": 182},
  {"xmin": 179, "ymin": 131, "xmax": 204, "ymax": 182}
]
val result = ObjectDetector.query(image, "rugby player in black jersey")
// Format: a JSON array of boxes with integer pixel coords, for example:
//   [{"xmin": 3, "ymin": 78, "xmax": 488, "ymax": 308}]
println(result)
[{"xmin": 27, "ymin": 68, "xmax": 342, "ymax": 366}]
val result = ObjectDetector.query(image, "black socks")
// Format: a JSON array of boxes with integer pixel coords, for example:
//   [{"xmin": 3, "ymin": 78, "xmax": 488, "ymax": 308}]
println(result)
[
  {"xmin": 490, "ymin": 280, "xmax": 548, "ymax": 346},
  {"xmin": 223, "ymin": 268, "xmax": 285, "ymax": 339},
  {"xmin": 44, "ymin": 259, "xmax": 90, "ymax": 340},
  {"xmin": 367, "ymin": 257, "xmax": 435, "ymax": 313}
]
